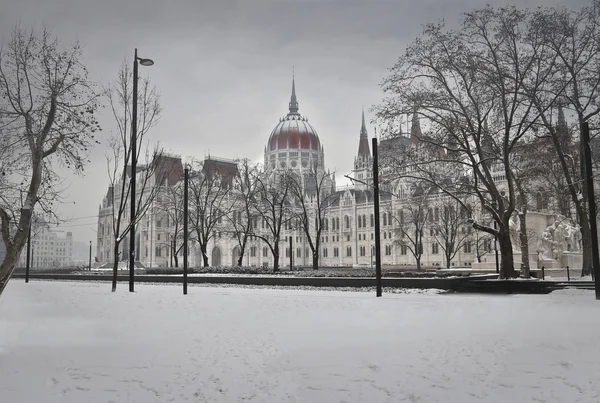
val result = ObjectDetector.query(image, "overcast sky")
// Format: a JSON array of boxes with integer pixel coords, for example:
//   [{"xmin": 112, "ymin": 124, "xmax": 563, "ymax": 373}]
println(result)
[{"xmin": 0, "ymin": 0, "xmax": 587, "ymax": 249}]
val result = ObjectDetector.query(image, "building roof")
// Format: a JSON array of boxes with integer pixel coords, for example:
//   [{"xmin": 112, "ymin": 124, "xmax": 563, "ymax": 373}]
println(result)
[{"xmin": 266, "ymin": 76, "xmax": 321, "ymax": 153}]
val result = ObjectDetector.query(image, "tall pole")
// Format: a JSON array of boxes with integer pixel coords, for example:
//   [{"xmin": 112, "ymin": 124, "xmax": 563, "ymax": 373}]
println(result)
[
  {"xmin": 170, "ymin": 236, "xmax": 173, "ymax": 268},
  {"xmin": 129, "ymin": 49, "xmax": 139, "ymax": 293},
  {"xmin": 25, "ymin": 225, "xmax": 31, "ymax": 283},
  {"xmin": 88, "ymin": 241, "xmax": 92, "ymax": 271},
  {"xmin": 372, "ymin": 137, "xmax": 382, "ymax": 297},
  {"xmin": 494, "ymin": 221, "xmax": 499, "ymax": 275},
  {"xmin": 582, "ymin": 122, "xmax": 600, "ymax": 300},
  {"xmin": 183, "ymin": 167, "xmax": 189, "ymax": 295},
  {"xmin": 289, "ymin": 235, "xmax": 293, "ymax": 269}
]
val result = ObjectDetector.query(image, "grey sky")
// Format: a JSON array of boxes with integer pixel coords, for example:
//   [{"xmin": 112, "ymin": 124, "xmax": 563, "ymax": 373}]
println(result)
[{"xmin": 0, "ymin": 0, "xmax": 588, "ymax": 248}]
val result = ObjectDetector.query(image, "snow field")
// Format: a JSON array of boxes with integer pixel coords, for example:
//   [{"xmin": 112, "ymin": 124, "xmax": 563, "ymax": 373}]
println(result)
[{"xmin": 0, "ymin": 281, "xmax": 598, "ymax": 403}]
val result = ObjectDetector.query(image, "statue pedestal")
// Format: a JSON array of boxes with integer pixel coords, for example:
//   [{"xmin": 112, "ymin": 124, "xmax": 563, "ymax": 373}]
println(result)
[
  {"xmin": 537, "ymin": 258, "xmax": 561, "ymax": 269},
  {"xmin": 561, "ymin": 252, "xmax": 582, "ymax": 269}
]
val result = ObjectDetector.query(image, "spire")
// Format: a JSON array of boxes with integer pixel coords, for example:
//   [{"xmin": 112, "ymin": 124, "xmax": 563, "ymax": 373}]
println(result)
[
  {"xmin": 410, "ymin": 110, "xmax": 422, "ymax": 144},
  {"xmin": 289, "ymin": 71, "xmax": 299, "ymax": 114},
  {"xmin": 357, "ymin": 109, "xmax": 371, "ymax": 157},
  {"xmin": 557, "ymin": 105, "xmax": 567, "ymax": 130},
  {"xmin": 360, "ymin": 108, "xmax": 368, "ymax": 138},
  {"xmin": 556, "ymin": 105, "xmax": 570, "ymax": 146}
]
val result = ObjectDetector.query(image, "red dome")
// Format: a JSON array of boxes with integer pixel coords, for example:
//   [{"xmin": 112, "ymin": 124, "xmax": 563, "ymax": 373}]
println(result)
[{"xmin": 267, "ymin": 114, "xmax": 320, "ymax": 152}]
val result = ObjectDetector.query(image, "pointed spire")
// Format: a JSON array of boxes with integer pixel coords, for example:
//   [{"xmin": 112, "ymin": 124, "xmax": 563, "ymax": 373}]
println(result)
[
  {"xmin": 410, "ymin": 109, "xmax": 422, "ymax": 144},
  {"xmin": 360, "ymin": 108, "xmax": 368, "ymax": 138},
  {"xmin": 556, "ymin": 105, "xmax": 570, "ymax": 146},
  {"xmin": 289, "ymin": 70, "xmax": 299, "ymax": 114},
  {"xmin": 357, "ymin": 109, "xmax": 371, "ymax": 157},
  {"xmin": 557, "ymin": 105, "xmax": 567, "ymax": 130}
]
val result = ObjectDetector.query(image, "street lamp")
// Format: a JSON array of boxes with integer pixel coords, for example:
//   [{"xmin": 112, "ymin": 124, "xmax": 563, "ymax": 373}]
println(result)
[{"xmin": 129, "ymin": 48, "xmax": 154, "ymax": 293}]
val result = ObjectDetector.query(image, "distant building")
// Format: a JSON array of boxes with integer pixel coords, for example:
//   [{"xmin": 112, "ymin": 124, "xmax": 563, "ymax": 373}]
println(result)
[{"xmin": 18, "ymin": 229, "xmax": 73, "ymax": 269}]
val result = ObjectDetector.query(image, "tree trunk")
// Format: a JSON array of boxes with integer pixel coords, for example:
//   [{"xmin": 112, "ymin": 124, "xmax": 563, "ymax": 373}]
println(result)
[
  {"xmin": 174, "ymin": 254, "xmax": 179, "ymax": 268},
  {"xmin": 200, "ymin": 243, "xmax": 209, "ymax": 267},
  {"xmin": 578, "ymin": 211, "xmax": 592, "ymax": 276},
  {"xmin": 111, "ymin": 241, "xmax": 120, "ymax": 292},
  {"xmin": 273, "ymin": 243, "xmax": 279, "ymax": 272},
  {"xmin": 518, "ymin": 212, "xmax": 530, "ymax": 278},
  {"xmin": 312, "ymin": 251, "xmax": 319, "ymax": 270},
  {"xmin": 497, "ymin": 229, "xmax": 516, "ymax": 279},
  {"xmin": 0, "ymin": 243, "xmax": 25, "ymax": 296},
  {"xmin": 236, "ymin": 242, "xmax": 245, "ymax": 266},
  {"xmin": 445, "ymin": 254, "xmax": 451, "ymax": 269},
  {"xmin": 416, "ymin": 255, "xmax": 421, "ymax": 270}
]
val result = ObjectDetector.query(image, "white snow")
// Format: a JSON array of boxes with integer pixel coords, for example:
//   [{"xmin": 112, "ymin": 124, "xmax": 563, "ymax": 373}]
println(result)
[{"xmin": 1, "ymin": 281, "xmax": 599, "ymax": 403}]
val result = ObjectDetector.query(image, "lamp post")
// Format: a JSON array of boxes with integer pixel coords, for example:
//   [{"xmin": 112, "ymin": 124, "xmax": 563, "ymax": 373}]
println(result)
[
  {"xmin": 582, "ymin": 121, "xmax": 600, "ymax": 300},
  {"xmin": 25, "ymin": 225, "xmax": 31, "ymax": 283},
  {"xmin": 372, "ymin": 137, "xmax": 382, "ymax": 297},
  {"xmin": 289, "ymin": 235, "xmax": 293, "ymax": 270},
  {"xmin": 183, "ymin": 166, "xmax": 189, "ymax": 295},
  {"xmin": 88, "ymin": 241, "xmax": 92, "ymax": 271},
  {"xmin": 129, "ymin": 48, "xmax": 154, "ymax": 293}
]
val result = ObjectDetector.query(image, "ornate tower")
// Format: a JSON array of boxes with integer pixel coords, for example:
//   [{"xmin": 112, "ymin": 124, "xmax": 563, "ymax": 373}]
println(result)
[{"xmin": 353, "ymin": 109, "xmax": 373, "ymax": 190}]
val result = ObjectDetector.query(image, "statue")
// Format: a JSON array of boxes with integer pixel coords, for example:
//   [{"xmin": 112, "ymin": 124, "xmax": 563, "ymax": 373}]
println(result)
[
  {"xmin": 508, "ymin": 215, "xmax": 521, "ymax": 252},
  {"xmin": 538, "ymin": 215, "xmax": 581, "ymax": 262},
  {"xmin": 538, "ymin": 221, "xmax": 559, "ymax": 260}
]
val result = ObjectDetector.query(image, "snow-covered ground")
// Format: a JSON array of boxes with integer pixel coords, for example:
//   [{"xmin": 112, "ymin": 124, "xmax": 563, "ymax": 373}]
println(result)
[{"xmin": 0, "ymin": 281, "xmax": 598, "ymax": 403}]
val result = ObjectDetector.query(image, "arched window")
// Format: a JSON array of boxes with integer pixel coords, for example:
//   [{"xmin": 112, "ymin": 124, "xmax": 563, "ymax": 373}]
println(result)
[
  {"xmin": 345, "ymin": 216, "xmax": 351, "ymax": 229},
  {"xmin": 336, "ymin": 217, "xmax": 340, "ymax": 230},
  {"xmin": 370, "ymin": 214, "xmax": 374, "ymax": 227},
  {"xmin": 383, "ymin": 213, "xmax": 387, "ymax": 226}
]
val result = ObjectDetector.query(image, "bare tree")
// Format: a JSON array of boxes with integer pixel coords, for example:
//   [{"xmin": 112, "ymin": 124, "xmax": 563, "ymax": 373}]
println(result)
[
  {"xmin": 427, "ymin": 196, "xmax": 473, "ymax": 269},
  {"xmin": 228, "ymin": 159, "xmax": 260, "ymax": 266},
  {"xmin": 188, "ymin": 159, "xmax": 234, "ymax": 267},
  {"xmin": 156, "ymin": 181, "xmax": 185, "ymax": 267},
  {"xmin": 253, "ymin": 169, "xmax": 294, "ymax": 271},
  {"xmin": 0, "ymin": 27, "xmax": 100, "ymax": 295},
  {"xmin": 376, "ymin": 6, "xmax": 558, "ymax": 278},
  {"xmin": 103, "ymin": 60, "xmax": 162, "ymax": 291},
  {"xmin": 527, "ymin": 2, "xmax": 600, "ymax": 276},
  {"xmin": 390, "ymin": 188, "xmax": 431, "ymax": 270},
  {"xmin": 287, "ymin": 163, "xmax": 337, "ymax": 270}
]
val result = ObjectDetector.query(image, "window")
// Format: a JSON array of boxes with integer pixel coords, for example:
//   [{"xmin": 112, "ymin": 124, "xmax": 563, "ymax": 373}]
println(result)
[
  {"xmin": 384, "ymin": 232, "xmax": 387, "ymax": 239},
  {"xmin": 263, "ymin": 247, "xmax": 269, "ymax": 257},
  {"xmin": 388, "ymin": 212, "xmax": 392, "ymax": 226},
  {"xmin": 385, "ymin": 245, "xmax": 392, "ymax": 255},
  {"xmin": 346, "ymin": 246, "xmax": 352, "ymax": 257},
  {"xmin": 157, "ymin": 233, "xmax": 161, "ymax": 241},
  {"xmin": 401, "ymin": 245, "xmax": 408, "ymax": 255},
  {"xmin": 360, "ymin": 246, "xmax": 366, "ymax": 256},
  {"xmin": 305, "ymin": 248, "xmax": 309, "ymax": 257},
  {"xmin": 464, "ymin": 242, "xmax": 472, "ymax": 253},
  {"xmin": 297, "ymin": 248, "xmax": 301, "ymax": 258},
  {"xmin": 251, "ymin": 246, "xmax": 257, "ymax": 257},
  {"xmin": 358, "ymin": 216, "xmax": 362, "ymax": 228},
  {"xmin": 334, "ymin": 247, "xmax": 339, "ymax": 257},
  {"xmin": 156, "ymin": 219, "xmax": 162, "ymax": 228},
  {"xmin": 155, "ymin": 247, "xmax": 162, "ymax": 257},
  {"xmin": 336, "ymin": 217, "xmax": 340, "ymax": 230},
  {"xmin": 432, "ymin": 243, "xmax": 439, "ymax": 254},
  {"xmin": 345, "ymin": 216, "xmax": 351, "ymax": 229},
  {"xmin": 346, "ymin": 235, "xmax": 351, "ymax": 242},
  {"xmin": 323, "ymin": 248, "xmax": 328, "ymax": 257},
  {"xmin": 286, "ymin": 247, "xmax": 290, "ymax": 258},
  {"xmin": 382, "ymin": 213, "xmax": 387, "ymax": 226},
  {"xmin": 370, "ymin": 214, "xmax": 374, "ymax": 227}
]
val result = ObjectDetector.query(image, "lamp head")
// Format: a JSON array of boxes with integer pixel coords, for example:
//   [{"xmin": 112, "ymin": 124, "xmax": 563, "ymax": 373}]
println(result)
[{"xmin": 138, "ymin": 58, "xmax": 154, "ymax": 67}]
